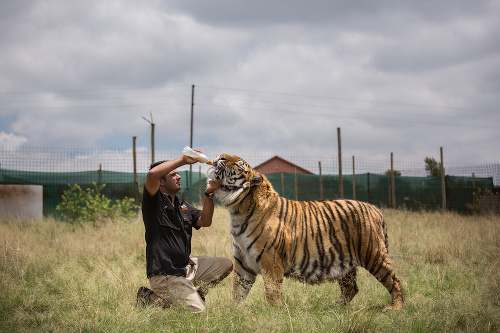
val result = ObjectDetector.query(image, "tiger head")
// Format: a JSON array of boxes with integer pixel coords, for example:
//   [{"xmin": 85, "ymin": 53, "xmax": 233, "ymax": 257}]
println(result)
[{"xmin": 206, "ymin": 154, "xmax": 263, "ymax": 207}]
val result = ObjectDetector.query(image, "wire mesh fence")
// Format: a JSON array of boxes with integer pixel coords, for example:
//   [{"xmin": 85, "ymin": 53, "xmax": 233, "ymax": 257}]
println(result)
[{"xmin": 1, "ymin": 145, "xmax": 498, "ymax": 216}]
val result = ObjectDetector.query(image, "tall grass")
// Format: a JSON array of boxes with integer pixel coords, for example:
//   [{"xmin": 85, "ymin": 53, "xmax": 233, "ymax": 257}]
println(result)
[{"xmin": 1, "ymin": 208, "xmax": 499, "ymax": 332}]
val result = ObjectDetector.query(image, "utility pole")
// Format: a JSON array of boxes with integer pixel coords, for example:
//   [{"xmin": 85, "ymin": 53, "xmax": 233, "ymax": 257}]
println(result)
[
  {"xmin": 337, "ymin": 127, "xmax": 343, "ymax": 198},
  {"xmin": 142, "ymin": 112, "xmax": 155, "ymax": 165},
  {"xmin": 190, "ymin": 85, "xmax": 195, "ymax": 173},
  {"xmin": 440, "ymin": 147, "xmax": 446, "ymax": 211},
  {"xmin": 133, "ymin": 136, "xmax": 137, "ymax": 183},
  {"xmin": 391, "ymin": 152, "xmax": 396, "ymax": 209}
]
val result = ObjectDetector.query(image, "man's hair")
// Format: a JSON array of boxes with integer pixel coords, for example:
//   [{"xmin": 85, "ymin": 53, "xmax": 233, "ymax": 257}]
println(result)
[{"xmin": 149, "ymin": 160, "xmax": 169, "ymax": 170}]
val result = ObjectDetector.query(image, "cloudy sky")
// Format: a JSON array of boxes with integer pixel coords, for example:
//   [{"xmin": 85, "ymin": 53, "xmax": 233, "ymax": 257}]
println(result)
[{"xmin": 1, "ymin": 0, "xmax": 499, "ymax": 166}]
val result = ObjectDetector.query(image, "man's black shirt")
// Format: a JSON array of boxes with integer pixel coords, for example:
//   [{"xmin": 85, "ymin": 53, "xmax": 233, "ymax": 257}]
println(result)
[{"xmin": 142, "ymin": 187, "xmax": 202, "ymax": 277}]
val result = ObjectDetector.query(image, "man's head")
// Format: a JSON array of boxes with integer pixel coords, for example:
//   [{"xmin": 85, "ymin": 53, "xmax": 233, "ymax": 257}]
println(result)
[
  {"xmin": 150, "ymin": 160, "xmax": 182, "ymax": 195},
  {"xmin": 161, "ymin": 169, "xmax": 182, "ymax": 195}
]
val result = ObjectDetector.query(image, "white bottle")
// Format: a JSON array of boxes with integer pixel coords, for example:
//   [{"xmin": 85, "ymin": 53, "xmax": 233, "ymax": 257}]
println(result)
[{"xmin": 182, "ymin": 146, "xmax": 213, "ymax": 165}]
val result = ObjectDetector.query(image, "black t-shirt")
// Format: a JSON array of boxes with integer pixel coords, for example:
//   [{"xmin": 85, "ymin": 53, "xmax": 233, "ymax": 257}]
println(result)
[{"xmin": 142, "ymin": 187, "xmax": 202, "ymax": 277}]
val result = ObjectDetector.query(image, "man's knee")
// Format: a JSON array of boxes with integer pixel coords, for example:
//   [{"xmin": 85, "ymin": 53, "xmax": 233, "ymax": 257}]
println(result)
[{"xmin": 221, "ymin": 259, "xmax": 233, "ymax": 279}]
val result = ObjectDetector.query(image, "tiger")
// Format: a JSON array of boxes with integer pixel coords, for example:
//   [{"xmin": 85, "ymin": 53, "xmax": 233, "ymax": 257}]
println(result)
[{"xmin": 206, "ymin": 153, "xmax": 403, "ymax": 311}]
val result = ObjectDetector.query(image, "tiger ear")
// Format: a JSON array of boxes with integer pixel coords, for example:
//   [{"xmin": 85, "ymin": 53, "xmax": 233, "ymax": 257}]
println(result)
[{"xmin": 251, "ymin": 174, "xmax": 263, "ymax": 187}]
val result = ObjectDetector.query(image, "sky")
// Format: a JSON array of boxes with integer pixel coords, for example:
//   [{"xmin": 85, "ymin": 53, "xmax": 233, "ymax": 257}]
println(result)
[{"xmin": 1, "ymin": 0, "xmax": 499, "ymax": 168}]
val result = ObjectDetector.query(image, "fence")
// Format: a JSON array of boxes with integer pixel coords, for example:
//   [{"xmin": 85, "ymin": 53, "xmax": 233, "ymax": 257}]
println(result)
[{"xmin": 0, "ymin": 146, "xmax": 498, "ymax": 216}]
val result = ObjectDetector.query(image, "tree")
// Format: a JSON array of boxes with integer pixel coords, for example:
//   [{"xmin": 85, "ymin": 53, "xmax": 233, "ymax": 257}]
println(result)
[
  {"xmin": 385, "ymin": 170, "xmax": 402, "ymax": 176},
  {"xmin": 424, "ymin": 157, "xmax": 442, "ymax": 177}
]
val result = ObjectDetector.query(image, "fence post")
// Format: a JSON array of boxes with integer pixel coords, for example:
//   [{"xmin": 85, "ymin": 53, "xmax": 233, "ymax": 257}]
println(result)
[
  {"xmin": 337, "ymin": 127, "xmax": 343, "ymax": 198},
  {"xmin": 367, "ymin": 173, "xmax": 371, "ymax": 203},
  {"xmin": 198, "ymin": 166, "xmax": 202, "ymax": 207},
  {"xmin": 388, "ymin": 172, "xmax": 392, "ymax": 208},
  {"xmin": 391, "ymin": 152, "xmax": 396, "ymax": 209},
  {"xmin": 281, "ymin": 172, "xmax": 285, "ymax": 198},
  {"xmin": 318, "ymin": 161, "xmax": 324, "ymax": 200},
  {"xmin": 352, "ymin": 156, "xmax": 356, "ymax": 200},
  {"xmin": 472, "ymin": 173, "xmax": 476, "ymax": 207},
  {"xmin": 133, "ymin": 136, "xmax": 137, "ymax": 183},
  {"xmin": 446, "ymin": 175, "xmax": 450, "ymax": 210},
  {"xmin": 98, "ymin": 164, "xmax": 102, "ymax": 184},
  {"xmin": 294, "ymin": 167, "xmax": 298, "ymax": 201},
  {"xmin": 440, "ymin": 147, "xmax": 446, "ymax": 211}
]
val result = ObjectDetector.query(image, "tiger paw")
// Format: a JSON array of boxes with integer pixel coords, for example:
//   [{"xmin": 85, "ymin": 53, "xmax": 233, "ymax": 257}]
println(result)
[
  {"xmin": 382, "ymin": 304, "xmax": 402, "ymax": 312},
  {"xmin": 334, "ymin": 298, "xmax": 349, "ymax": 306}
]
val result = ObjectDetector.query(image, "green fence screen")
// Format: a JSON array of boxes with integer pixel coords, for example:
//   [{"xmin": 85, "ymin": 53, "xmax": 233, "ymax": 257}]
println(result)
[{"xmin": 0, "ymin": 169, "xmax": 493, "ymax": 216}]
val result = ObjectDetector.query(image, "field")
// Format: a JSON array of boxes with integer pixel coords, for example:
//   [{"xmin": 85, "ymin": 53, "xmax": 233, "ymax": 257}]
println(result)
[{"xmin": 1, "ymin": 208, "xmax": 499, "ymax": 332}]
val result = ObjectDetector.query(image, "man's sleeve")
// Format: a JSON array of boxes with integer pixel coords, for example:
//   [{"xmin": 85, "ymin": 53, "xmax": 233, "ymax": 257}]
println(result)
[
  {"xmin": 188, "ymin": 202, "xmax": 202, "ymax": 230},
  {"xmin": 142, "ymin": 186, "xmax": 159, "ymax": 226}
]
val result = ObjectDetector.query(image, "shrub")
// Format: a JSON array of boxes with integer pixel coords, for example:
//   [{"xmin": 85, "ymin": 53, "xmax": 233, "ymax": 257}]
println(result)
[
  {"xmin": 56, "ymin": 182, "xmax": 139, "ymax": 224},
  {"xmin": 466, "ymin": 188, "xmax": 498, "ymax": 215}
]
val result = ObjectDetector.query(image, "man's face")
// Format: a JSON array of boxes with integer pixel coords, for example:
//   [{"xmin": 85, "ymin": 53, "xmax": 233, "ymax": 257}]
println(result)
[{"xmin": 161, "ymin": 169, "xmax": 182, "ymax": 194}]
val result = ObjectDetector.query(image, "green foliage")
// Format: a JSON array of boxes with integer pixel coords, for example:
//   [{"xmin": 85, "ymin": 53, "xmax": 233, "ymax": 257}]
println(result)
[
  {"xmin": 385, "ymin": 169, "xmax": 402, "ymax": 176},
  {"xmin": 424, "ymin": 157, "xmax": 442, "ymax": 177},
  {"xmin": 56, "ymin": 182, "xmax": 138, "ymax": 223},
  {"xmin": 467, "ymin": 188, "xmax": 498, "ymax": 214}
]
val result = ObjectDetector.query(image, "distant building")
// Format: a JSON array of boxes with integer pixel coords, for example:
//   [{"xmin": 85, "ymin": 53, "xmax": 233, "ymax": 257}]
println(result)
[{"xmin": 253, "ymin": 156, "xmax": 313, "ymax": 175}]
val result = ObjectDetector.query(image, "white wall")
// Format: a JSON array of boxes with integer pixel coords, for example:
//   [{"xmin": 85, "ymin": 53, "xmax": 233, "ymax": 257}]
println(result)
[{"xmin": 0, "ymin": 185, "xmax": 43, "ymax": 220}]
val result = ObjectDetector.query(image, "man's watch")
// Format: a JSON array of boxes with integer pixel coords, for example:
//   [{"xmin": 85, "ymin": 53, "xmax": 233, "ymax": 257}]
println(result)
[{"xmin": 205, "ymin": 192, "xmax": 214, "ymax": 199}]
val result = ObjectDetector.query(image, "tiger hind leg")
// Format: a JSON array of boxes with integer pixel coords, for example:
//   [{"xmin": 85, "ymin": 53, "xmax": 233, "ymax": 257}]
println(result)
[
  {"xmin": 369, "ymin": 255, "xmax": 403, "ymax": 311},
  {"xmin": 336, "ymin": 268, "xmax": 359, "ymax": 305},
  {"xmin": 381, "ymin": 272, "xmax": 403, "ymax": 311}
]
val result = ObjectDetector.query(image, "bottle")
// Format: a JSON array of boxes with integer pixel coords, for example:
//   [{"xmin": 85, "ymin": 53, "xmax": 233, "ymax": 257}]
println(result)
[{"xmin": 182, "ymin": 146, "xmax": 214, "ymax": 165}]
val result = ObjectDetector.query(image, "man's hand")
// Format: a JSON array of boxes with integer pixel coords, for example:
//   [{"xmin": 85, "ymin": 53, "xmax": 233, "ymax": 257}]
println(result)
[
  {"xmin": 206, "ymin": 179, "xmax": 222, "ymax": 194},
  {"xmin": 182, "ymin": 155, "xmax": 199, "ymax": 164},
  {"xmin": 182, "ymin": 148, "xmax": 205, "ymax": 164},
  {"xmin": 197, "ymin": 178, "xmax": 222, "ymax": 227}
]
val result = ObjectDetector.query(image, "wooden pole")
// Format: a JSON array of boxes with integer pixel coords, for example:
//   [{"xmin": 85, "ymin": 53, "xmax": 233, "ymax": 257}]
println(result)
[
  {"xmin": 199, "ymin": 165, "xmax": 202, "ymax": 207},
  {"xmin": 367, "ymin": 173, "xmax": 371, "ymax": 203},
  {"xmin": 318, "ymin": 161, "xmax": 324, "ymax": 200},
  {"xmin": 472, "ymin": 172, "xmax": 476, "ymax": 207},
  {"xmin": 190, "ymin": 84, "xmax": 195, "ymax": 149},
  {"xmin": 187, "ymin": 85, "xmax": 195, "ymax": 198},
  {"xmin": 337, "ymin": 127, "xmax": 343, "ymax": 198},
  {"xmin": 133, "ymin": 136, "xmax": 137, "ymax": 183},
  {"xmin": 142, "ymin": 113, "xmax": 155, "ymax": 165},
  {"xmin": 391, "ymin": 152, "xmax": 396, "ymax": 209},
  {"xmin": 388, "ymin": 160, "xmax": 392, "ymax": 208},
  {"xmin": 440, "ymin": 147, "xmax": 446, "ymax": 211},
  {"xmin": 294, "ymin": 167, "xmax": 298, "ymax": 201},
  {"xmin": 352, "ymin": 156, "xmax": 356, "ymax": 200},
  {"xmin": 98, "ymin": 164, "xmax": 102, "ymax": 184},
  {"xmin": 190, "ymin": 85, "xmax": 195, "ymax": 174},
  {"xmin": 281, "ymin": 172, "xmax": 285, "ymax": 197},
  {"xmin": 151, "ymin": 120, "xmax": 155, "ymax": 165}
]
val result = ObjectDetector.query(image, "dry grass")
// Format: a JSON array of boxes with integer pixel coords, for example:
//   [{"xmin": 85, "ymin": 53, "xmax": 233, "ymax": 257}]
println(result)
[{"xmin": 1, "ymin": 208, "xmax": 499, "ymax": 332}]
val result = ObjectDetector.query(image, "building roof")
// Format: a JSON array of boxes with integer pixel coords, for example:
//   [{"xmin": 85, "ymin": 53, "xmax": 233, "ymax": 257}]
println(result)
[{"xmin": 253, "ymin": 156, "xmax": 313, "ymax": 175}]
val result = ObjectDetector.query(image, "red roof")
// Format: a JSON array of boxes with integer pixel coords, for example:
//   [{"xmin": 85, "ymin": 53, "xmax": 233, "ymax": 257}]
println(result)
[{"xmin": 253, "ymin": 156, "xmax": 313, "ymax": 175}]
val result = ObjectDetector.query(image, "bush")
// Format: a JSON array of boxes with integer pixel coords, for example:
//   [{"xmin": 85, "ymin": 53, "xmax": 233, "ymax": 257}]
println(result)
[
  {"xmin": 56, "ymin": 182, "xmax": 139, "ymax": 224},
  {"xmin": 466, "ymin": 188, "xmax": 498, "ymax": 215}
]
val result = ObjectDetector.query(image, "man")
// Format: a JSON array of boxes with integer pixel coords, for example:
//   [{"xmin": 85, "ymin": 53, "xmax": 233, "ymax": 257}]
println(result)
[{"xmin": 136, "ymin": 151, "xmax": 233, "ymax": 313}]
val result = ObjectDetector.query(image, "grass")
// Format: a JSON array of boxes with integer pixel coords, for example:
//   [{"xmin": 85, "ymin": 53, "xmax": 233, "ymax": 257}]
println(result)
[{"xmin": 1, "ymin": 208, "xmax": 499, "ymax": 332}]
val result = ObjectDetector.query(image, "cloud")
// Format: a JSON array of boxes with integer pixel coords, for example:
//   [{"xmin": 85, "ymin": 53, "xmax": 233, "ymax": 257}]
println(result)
[
  {"xmin": 0, "ymin": 131, "xmax": 27, "ymax": 147},
  {"xmin": 0, "ymin": 0, "xmax": 498, "ymax": 169}
]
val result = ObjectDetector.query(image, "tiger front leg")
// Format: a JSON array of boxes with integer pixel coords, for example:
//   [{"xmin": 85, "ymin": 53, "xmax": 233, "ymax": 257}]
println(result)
[
  {"xmin": 233, "ymin": 261, "xmax": 256, "ymax": 303},
  {"xmin": 262, "ymin": 271, "xmax": 283, "ymax": 305},
  {"xmin": 260, "ymin": 258, "xmax": 285, "ymax": 305},
  {"xmin": 336, "ymin": 268, "xmax": 359, "ymax": 305}
]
